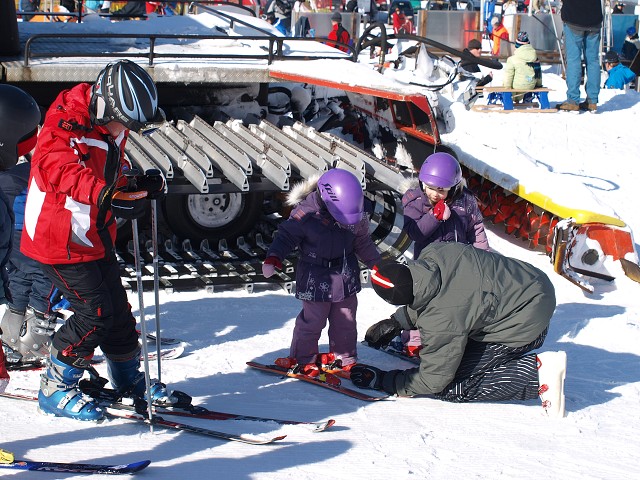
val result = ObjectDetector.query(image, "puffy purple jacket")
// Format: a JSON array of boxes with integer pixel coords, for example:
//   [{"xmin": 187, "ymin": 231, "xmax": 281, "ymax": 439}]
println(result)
[
  {"xmin": 267, "ymin": 190, "xmax": 381, "ymax": 302},
  {"xmin": 402, "ymin": 185, "xmax": 489, "ymax": 257}
]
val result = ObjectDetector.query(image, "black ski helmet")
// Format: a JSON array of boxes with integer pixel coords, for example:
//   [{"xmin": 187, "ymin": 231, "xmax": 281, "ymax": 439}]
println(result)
[
  {"xmin": 90, "ymin": 59, "xmax": 165, "ymax": 134},
  {"xmin": 0, "ymin": 84, "xmax": 41, "ymax": 170}
]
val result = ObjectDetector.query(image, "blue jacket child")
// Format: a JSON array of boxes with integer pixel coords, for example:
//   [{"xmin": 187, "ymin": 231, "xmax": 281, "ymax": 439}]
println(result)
[{"xmin": 604, "ymin": 51, "xmax": 637, "ymax": 89}]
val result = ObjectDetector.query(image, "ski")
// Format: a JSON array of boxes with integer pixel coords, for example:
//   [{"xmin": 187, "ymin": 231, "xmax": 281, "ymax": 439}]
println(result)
[
  {"xmin": 6, "ymin": 345, "xmax": 185, "ymax": 372},
  {"xmin": 0, "ymin": 392, "xmax": 286, "ymax": 446},
  {"xmin": 75, "ymin": 383, "xmax": 335, "ymax": 432},
  {"xmin": 104, "ymin": 404, "xmax": 287, "ymax": 445},
  {"xmin": 142, "ymin": 332, "xmax": 183, "ymax": 346},
  {"xmin": 246, "ymin": 361, "xmax": 389, "ymax": 402},
  {"xmin": 119, "ymin": 403, "xmax": 334, "ymax": 432},
  {"xmin": 95, "ymin": 344, "xmax": 186, "ymax": 363},
  {"xmin": 0, "ymin": 458, "xmax": 150, "ymax": 475}
]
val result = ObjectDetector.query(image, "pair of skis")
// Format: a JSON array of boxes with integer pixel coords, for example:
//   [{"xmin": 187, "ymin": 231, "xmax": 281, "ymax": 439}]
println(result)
[
  {"xmin": 0, "ymin": 447, "xmax": 150, "ymax": 475},
  {"xmin": 246, "ymin": 361, "xmax": 390, "ymax": 401}
]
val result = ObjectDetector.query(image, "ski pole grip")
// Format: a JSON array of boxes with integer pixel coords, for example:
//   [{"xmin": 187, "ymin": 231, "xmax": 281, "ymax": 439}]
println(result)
[{"xmin": 124, "ymin": 167, "xmax": 141, "ymax": 192}]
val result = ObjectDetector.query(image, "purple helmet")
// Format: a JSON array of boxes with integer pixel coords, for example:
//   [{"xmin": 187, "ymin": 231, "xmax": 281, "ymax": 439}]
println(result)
[
  {"xmin": 418, "ymin": 152, "xmax": 462, "ymax": 189},
  {"xmin": 318, "ymin": 168, "xmax": 364, "ymax": 225}
]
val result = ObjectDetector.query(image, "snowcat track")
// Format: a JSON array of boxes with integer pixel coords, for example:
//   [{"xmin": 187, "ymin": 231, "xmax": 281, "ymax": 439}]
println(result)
[{"xmin": 119, "ymin": 118, "xmax": 411, "ymax": 293}]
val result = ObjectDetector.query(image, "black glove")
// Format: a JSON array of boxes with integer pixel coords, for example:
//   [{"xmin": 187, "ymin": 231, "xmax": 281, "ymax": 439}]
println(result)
[
  {"xmin": 365, "ymin": 317, "xmax": 402, "ymax": 349},
  {"xmin": 350, "ymin": 364, "xmax": 386, "ymax": 391},
  {"xmin": 110, "ymin": 189, "xmax": 148, "ymax": 220},
  {"xmin": 135, "ymin": 170, "xmax": 166, "ymax": 200}
]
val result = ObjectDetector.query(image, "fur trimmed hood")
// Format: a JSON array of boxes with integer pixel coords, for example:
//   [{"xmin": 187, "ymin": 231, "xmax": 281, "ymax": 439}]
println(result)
[{"xmin": 286, "ymin": 172, "xmax": 321, "ymax": 206}]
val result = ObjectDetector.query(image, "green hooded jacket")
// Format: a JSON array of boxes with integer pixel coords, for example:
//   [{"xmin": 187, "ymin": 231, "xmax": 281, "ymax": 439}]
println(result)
[
  {"xmin": 390, "ymin": 242, "xmax": 555, "ymax": 397},
  {"xmin": 502, "ymin": 43, "xmax": 542, "ymax": 94}
]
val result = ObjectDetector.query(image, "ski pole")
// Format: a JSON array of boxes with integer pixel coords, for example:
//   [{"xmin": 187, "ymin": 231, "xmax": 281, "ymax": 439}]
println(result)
[
  {"xmin": 151, "ymin": 196, "xmax": 162, "ymax": 382},
  {"xmin": 126, "ymin": 169, "xmax": 154, "ymax": 432}
]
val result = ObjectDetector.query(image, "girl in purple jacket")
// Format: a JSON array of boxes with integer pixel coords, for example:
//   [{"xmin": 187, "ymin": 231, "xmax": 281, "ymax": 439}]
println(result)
[
  {"xmin": 397, "ymin": 152, "xmax": 490, "ymax": 355},
  {"xmin": 262, "ymin": 168, "xmax": 381, "ymax": 372}
]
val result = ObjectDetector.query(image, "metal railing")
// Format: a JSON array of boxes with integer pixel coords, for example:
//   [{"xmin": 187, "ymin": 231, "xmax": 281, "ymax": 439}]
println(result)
[{"xmin": 21, "ymin": 32, "xmax": 356, "ymax": 67}]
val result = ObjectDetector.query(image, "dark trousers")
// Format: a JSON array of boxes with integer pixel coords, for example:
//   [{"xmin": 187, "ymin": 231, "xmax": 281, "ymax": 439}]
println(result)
[
  {"xmin": 40, "ymin": 252, "xmax": 139, "ymax": 361},
  {"xmin": 6, "ymin": 237, "xmax": 55, "ymax": 314},
  {"xmin": 435, "ymin": 327, "xmax": 548, "ymax": 402}
]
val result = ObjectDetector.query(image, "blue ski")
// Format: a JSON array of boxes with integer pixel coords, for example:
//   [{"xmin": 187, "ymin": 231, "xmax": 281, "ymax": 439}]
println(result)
[{"xmin": 0, "ymin": 459, "xmax": 150, "ymax": 475}]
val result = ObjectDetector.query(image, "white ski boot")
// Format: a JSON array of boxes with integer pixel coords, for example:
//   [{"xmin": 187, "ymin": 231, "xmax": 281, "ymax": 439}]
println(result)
[{"xmin": 537, "ymin": 351, "xmax": 567, "ymax": 418}]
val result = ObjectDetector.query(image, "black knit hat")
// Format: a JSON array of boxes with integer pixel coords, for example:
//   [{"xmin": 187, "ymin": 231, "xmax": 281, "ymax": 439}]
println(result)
[
  {"xmin": 331, "ymin": 11, "xmax": 342, "ymax": 22},
  {"xmin": 467, "ymin": 38, "xmax": 482, "ymax": 50},
  {"xmin": 371, "ymin": 262, "xmax": 414, "ymax": 306},
  {"xmin": 604, "ymin": 50, "xmax": 619, "ymax": 64}
]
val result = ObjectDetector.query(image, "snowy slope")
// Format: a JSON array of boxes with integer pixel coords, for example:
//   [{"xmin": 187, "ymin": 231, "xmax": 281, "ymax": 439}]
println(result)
[{"xmin": 2, "ymin": 73, "xmax": 640, "ymax": 479}]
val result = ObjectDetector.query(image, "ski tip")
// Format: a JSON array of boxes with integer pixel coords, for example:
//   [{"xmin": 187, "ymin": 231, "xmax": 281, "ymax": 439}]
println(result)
[
  {"xmin": 313, "ymin": 418, "xmax": 337, "ymax": 432},
  {"xmin": 273, "ymin": 435, "xmax": 287, "ymax": 441},
  {"xmin": 128, "ymin": 460, "xmax": 152, "ymax": 473}
]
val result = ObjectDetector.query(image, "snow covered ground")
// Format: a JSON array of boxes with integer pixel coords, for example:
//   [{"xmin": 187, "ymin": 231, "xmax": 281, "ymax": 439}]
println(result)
[{"xmin": 3, "ymin": 54, "xmax": 640, "ymax": 480}]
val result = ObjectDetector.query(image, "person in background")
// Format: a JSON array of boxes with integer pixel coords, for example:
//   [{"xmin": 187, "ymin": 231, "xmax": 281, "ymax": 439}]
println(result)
[
  {"xmin": 112, "ymin": 1, "xmax": 146, "ymax": 18},
  {"xmin": 392, "ymin": 6, "xmax": 406, "ymax": 35},
  {"xmin": 612, "ymin": 1, "xmax": 625, "ymax": 14},
  {"xmin": 459, "ymin": 38, "xmax": 493, "ymax": 87},
  {"xmin": 502, "ymin": 31, "xmax": 543, "ymax": 102},
  {"xmin": 59, "ymin": 0, "xmax": 76, "ymax": 12},
  {"xmin": 328, "ymin": 11, "xmax": 351, "ymax": 52},
  {"xmin": 21, "ymin": 0, "xmax": 41, "ymax": 21},
  {"xmin": 265, "ymin": 0, "xmax": 293, "ymax": 36},
  {"xmin": 621, "ymin": 26, "xmax": 639, "ymax": 62},
  {"xmin": 84, "ymin": 1, "xmax": 103, "ymax": 12},
  {"xmin": 603, "ymin": 50, "xmax": 637, "ymax": 89},
  {"xmin": 393, "ymin": 152, "xmax": 488, "ymax": 356},
  {"xmin": 261, "ymin": 168, "xmax": 381, "ymax": 375},
  {"xmin": 293, "ymin": 0, "xmax": 311, "ymax": 13},
  {"xmin": 21, "ymin": 60, "xmax": 172, "ymax": 421},
  {"xmin": 352, "ymin": 243, "xmax": 567, "ymax": 418},
  {"xmin": 484, "ymin": 0, "xmax": 497, "ymax": 34},
  {"xmin": 490, "ymin": 16, "xmax": 510, "ymax": 57},
  {"xmin": 266, "ymin": 11, "xmax": 289, "ymax": 36},
  {"xmin": 0, "ymin": 85, "xmax": 42, "ymax": 392},
  {"xmin": 502, "ymin": 0, "xmax": 518, "ymax": 39},
  {"xmin": 555, "ymin": 0, "xmax": 603, "ymax": 112}
]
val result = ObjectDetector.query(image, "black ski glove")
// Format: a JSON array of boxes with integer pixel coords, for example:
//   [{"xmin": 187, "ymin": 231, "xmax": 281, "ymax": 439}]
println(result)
[
  {"xmin": 365, "ymin": 317, "xmax": 402, "ymax": 349},
  {"xmin": 350, "ymin": 364, "xmax": 386, "ymax": 390},
  {"xmin": 110, "ymin": 189, "xmax": 149, "ymax": 220},
  {"xmin": 135, "ymin": 169, "xmax": 166, "ymax": 200}
]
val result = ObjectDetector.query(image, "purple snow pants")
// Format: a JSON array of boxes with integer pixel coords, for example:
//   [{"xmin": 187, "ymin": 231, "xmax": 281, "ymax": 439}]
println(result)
[{"xmin": 290, "ymin": 295, "xmax": 358, "ymax": 365}]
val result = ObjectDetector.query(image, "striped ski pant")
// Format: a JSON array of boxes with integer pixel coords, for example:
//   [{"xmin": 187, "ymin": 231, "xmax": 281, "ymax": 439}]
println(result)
[{"xmin": 435, "ymin": 327, "xmax": 548, "ymax": 403}]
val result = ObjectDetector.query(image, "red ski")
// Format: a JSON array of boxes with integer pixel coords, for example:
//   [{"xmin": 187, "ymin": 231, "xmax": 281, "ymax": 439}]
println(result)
[{"xmin": 246, "ymin": 361, "xmax": 390, "ymax": 402}]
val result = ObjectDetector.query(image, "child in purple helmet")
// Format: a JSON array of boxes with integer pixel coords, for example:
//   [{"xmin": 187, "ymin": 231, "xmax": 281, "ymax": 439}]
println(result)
[
  {"xmin": 403, "ymin": 152, "xmax": 489, "ymax": 256},
  {"xmin": 392, "ymin": 152, "xmax": 489, "ymax": 356},
  {"xmin": 262, "ymin": 168, "xmax": 381, "ymax": 373}
]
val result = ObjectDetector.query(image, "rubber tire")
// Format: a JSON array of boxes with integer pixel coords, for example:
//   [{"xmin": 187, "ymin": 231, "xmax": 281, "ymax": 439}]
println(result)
[{"xmin": 161, "ymin": 192, "xmax": 264, "ymax": 244}]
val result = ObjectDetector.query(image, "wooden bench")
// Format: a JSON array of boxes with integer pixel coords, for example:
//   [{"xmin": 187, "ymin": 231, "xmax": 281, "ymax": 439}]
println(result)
[{"xmin": 481, "ymin": 87, "xmax": 553, "ymax": 111}]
